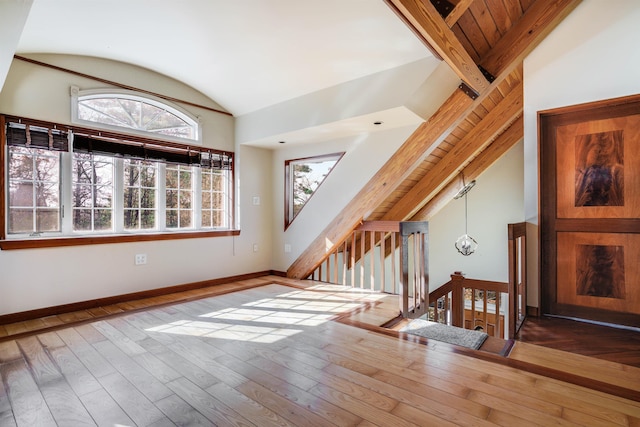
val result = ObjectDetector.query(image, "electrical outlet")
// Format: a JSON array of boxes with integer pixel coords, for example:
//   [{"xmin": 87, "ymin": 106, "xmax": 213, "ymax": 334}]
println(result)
[
  {"xmin": 135, "ymin": 253, "xmax": 147, "ymax": 265},
  {"xmin": 284, "ymin": 244, "xmax": 291, "ymax": 253},
  {"xmin": 252, "ymin": 196, "xmax": 260, "ymax": 206},
  {"xmin": 253, "ymin": 244, "xmax": 259, "ymax": 252}
]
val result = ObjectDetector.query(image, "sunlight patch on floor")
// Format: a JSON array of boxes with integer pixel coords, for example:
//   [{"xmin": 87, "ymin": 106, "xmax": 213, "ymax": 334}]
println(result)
[{"xmin": 144, "ymin": 285, "xmax": 379, "ymax": 343}]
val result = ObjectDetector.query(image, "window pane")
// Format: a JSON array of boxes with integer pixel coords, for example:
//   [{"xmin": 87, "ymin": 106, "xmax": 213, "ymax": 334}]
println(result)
[
  {"xmin": 36, "ymin": 209, "xmax": 60, "ymax": 232},
  {"xmin": 141, "ymin": 210, "xmax": 155, "ymax": 229},
  {"xmin": 166, "ymin": 169, "xmax": 178, "ymax": 188},
  {"xmin": 202, "ymin": 192, "xmax": 211, "ymax": 209},
  {"xmin": 201, "ymin": 211, "xmax": 211, "ymax": 228},
  {"xmin": 285, "ymin": 153, "xmax": 342, "ymax": 227},
  {"xmin": 179, "ymin": 211, "xmax": 191, "ymax": 228},
  {"xmin": 180, "ymin": 170, "xmax": 191, "ymax": 188},
  {"xmin": 166, "ymin": 210, "xmax": 178, "ymax": 228},
  {"xmin": 9, "ymin": 182, "xmax": 34, "ymax": 207},
  {"xmin": 94, "ymin": 209, "xmax": 112, "ymax": 231},
  {"xmin": 202, "ymin": 173, "xmax": 212, "ymax": 190},
  {"xmin": 35, "ymin": 183, "xmax": 59, "ymax": 207},
  {"xmin": 166, "ymin": 190, "xmax": 178, "ymax": 209},
  {"xmin": 78, "ymin": 95, "xmax": 198, "ymax": 141},
  {"xmin": 73, "ymin": 185, "xmax": 93, "ymax": 207},
  {"xmin": 141, "ymin": 164, "xmax": 156, "ymax": 187},
  {"xmin": 124, "ymin": 210, "xmax": 139, "ymax": 229},
  {"xmin": 73, "ymin": 209, "xmax": 92, "ymax": 231},
  {"xmin": 96, "ymin": 185, "xmax": 113, "ymax": 208},
  {"xmin": 141, "ymin": 189, "xmax": 156, "ymax": 209},
  {"xmin": 124, "ymin": 188, "xmax": 140, "ymax": 209},
  {"xmin": 7, "ymin": 146, "xmax": 60, "ymax": 234},
  {"xmin": 9, "ymin": 151, "xmax": 34, "ymax": 179},
  {"xmin": 124, "ymin": 164, "xmax": 140, "ymax": 186},
  {"xmin": 180, "ymin": 191, "xmax": 192, "ymax": 209},
  {"xmin": 9, "ymin": 209, "xmax": 33, "ymax": 233}
]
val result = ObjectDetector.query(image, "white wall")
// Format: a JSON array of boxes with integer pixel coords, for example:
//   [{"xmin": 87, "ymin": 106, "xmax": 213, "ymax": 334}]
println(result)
[
  {"xmin": 429, "ymin": 140, "xmax": 524, "ymax": 288},
  {"xmin": 0, "ymin": 55, "xmax": 272, "ymax": 315},
  {"xmin": 524, "ymin": 0, "xmax": 640, "ymax": 307},
  {"xmin": 270, "ymin": 124, "xmax": 419, "ymax": 271}
]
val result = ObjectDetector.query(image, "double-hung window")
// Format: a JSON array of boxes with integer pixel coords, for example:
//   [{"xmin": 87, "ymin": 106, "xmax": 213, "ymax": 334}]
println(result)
[{"xmin": 2, "ymin": 115, "xmax": 234, "ymax": 245}]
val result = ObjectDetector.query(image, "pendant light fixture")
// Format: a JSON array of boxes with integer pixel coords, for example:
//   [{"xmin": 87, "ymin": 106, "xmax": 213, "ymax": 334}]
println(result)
[{"xmin": 454, "ymin": 176, "xmax": 478, "ymax": 256}]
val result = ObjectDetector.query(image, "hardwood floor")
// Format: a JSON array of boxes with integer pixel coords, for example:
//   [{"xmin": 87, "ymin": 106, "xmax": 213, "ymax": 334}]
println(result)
[
  {"xmin": 516, "ymin": 315, "xmax": 640, "ymax": 368},
  {"xmin": 1, "ymin": 277, "xmax": 640, "ymax": 426}
]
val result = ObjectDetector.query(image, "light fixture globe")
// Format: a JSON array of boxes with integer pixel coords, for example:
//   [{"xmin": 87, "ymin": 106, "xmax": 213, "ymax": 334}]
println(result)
[
  {"xmin": 455, "ymin": 233, "xmax": 478, "ymax": 256},
  {"xmin": 453, "ymin": 177, "xmax": 478, "ymax": 256}
]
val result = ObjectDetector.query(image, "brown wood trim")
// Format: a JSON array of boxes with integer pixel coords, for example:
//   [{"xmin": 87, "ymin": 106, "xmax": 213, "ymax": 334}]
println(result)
[
  {"xmin": 459, "ymin": 277, "xmax": 509, "ymax": 293},
  {"xmin": 0, "ymin": 270, "xmax": 274, "ymax": 325},
  {"xmin": 14, "ymin": 55, "xmax": 232, "ymax": 117},
  {"xmin": 356, "ymin": 221, "xmax": 399, "ymax": 232},
  {"xmin": 269, "ymin": 270, "xmax": 287, "ymax": 277},
  {"xmin": 508, "ymin": 222, "xmax": 527, "ymax": 240},
  {"xmin": 555, "ymin": 218, "xmax": 640, "ymax": 233},
  {"xmin": 0, "ymin": 229, "xmax": 240, "ymax": 250},
  {"xmin": 0, "ymin": 115, "xmax": 6, "ymax": 241},
  {"xmin": 551, "ymin": 304, "xmax": 640, "ymax": 329},
  {"xmin": 526, "ymin": 306, "xmax": 539, "ymax": 317}
]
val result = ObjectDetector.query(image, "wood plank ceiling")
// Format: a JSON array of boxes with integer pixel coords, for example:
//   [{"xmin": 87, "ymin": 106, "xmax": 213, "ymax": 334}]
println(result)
[{"xmin": 288, "ymin": 0, "xmax": 581, "ymax": 279}]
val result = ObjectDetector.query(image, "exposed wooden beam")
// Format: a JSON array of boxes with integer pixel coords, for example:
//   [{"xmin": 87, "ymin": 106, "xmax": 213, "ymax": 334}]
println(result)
[
  {"xmin": 411, "ymin": 116, "xmax": 524, "ymax": 221},
  {"xmin": 445, "ymin": 0, "xmax": 475, "ymax": 27},
  {"xmin": 381, "ymin": 81, "xmax": 523, "ymax": 221},
  {"xmin": 386, "ymin": 0, "xmax": 489, "ymax": 94},
  {"xmin": 480, "ymin": 0, "xmax": 581, "ymax": 78},
  {"xmin": 287, "ymin": 0, "xmax": 580, "ymax": 279}
]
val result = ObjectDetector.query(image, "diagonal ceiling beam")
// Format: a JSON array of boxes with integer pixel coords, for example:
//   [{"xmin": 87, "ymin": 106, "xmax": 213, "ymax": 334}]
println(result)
[
  {"xmin": 385, "ymin": 0, "xmax": 489, "ymax": 94},
  {"xmin": 381, "ymin": 81, "xmax": 523, "ymax": 221},
  {"xmin": 410, "ymin": 116, "xmax": 524, "ymax": 221},
  {"xmin": 287, "ymin": 0, "xmax": 581, "ymax": 279},
  {"xmin": 445, "ymin": 0, "xmax": 474, "ymax": 27}
]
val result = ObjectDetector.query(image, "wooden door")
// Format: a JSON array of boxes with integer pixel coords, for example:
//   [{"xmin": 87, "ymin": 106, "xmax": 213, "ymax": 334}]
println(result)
[{"xmin": 540, "ymin": 95, "xmax": 640, "ymax": 327}]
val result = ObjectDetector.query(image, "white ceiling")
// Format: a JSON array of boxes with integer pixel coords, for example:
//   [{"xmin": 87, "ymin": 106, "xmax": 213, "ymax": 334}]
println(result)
[{"xmin": 16, "ymin": 0, "xmax": 432, "ymax": 117}]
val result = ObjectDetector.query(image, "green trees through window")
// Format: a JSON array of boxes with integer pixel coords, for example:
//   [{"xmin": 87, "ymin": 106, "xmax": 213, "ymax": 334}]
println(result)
[{"xmin": 284, "ymin": 152, "xmax": 343, "ymax": 229}]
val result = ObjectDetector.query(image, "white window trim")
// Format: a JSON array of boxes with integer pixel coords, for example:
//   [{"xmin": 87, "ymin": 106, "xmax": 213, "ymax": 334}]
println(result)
[
  {"xmin": 6, "ymin": 150, "xmax": 233, "ymax": 239},
  {"xmin": 70, "ymin": 86, "xmax": 202, "ymax": 145}
]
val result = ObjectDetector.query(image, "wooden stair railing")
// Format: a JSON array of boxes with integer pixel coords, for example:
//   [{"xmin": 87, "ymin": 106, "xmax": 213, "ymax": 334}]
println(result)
[
  {"xmin": 308, "ymin": 220, "xmax": 429, "ymax": 317},
  {"xmin": 429, "ymin": 272, "xmax": 509, "ymax": 338},
  {"xmin": 428, "ymin": 222, "xmax": 528, "ymax": 339},
  {"xmin": 508, "ymin": 222, "xmax": 527, "ymax": 338},
  {"xmin": 400, "ymin": 221, "xmax": 429, "ymax": 318}
]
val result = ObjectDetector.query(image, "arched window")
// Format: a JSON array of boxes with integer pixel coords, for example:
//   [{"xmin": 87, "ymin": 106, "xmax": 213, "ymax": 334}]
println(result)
[{"xmin": 71, "ymin": 86, "xmax": 201, "ymax": 143}]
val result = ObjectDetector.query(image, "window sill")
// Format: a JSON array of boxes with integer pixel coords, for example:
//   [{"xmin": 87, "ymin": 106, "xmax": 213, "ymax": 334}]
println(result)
[{"xmin": 0, "ymin": 229, "xmax": 240, "ymax": 250}]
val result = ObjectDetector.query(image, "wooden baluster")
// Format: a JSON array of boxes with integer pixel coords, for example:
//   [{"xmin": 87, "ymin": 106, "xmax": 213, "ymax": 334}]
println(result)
[
  {"xmin": 342, "ymin": 240, "xmax": 348, "ymax": 286},
  {"xmin": 360, "ymin": 230, "xmax": 365, "ymax": 289},
  {"xmin": 333, "ymin": 248, "xmax": 338, "ymax": 283},
  {"xmin": 370, "ymin": 230, "xmax": 375, "ymax": 291},
  {"xmin": 483, "ymin": 288, "xmax": 488, "ymax": 332},
  {"xmin": 351, "ymin": 231, "xmax": 356, "ymax": 288},
  {"xmin": 391, "ymin": 232, "xmax": 397, "ymax": 294},
  {"xmin": 380, "ymin": 232, "xmax": 386, "ymax": 293},
  {"xmin": 495, "ymin": 291, "xmax": 501, "ymax": 338}
]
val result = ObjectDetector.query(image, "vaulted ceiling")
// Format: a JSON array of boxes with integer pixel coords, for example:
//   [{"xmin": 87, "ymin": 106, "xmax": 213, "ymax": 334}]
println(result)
[
  {"xmin": 288, "ymin": 0, "xmax": 582, "ymax": 278},
  {"xmin": 12, "ymin": 0, "xmax": 431, "ymax": 117}
]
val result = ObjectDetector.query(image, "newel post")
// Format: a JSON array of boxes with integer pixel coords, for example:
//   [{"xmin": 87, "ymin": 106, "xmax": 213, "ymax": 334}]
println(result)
[{"xmin": 450, "ymin": 271, "xmax": 465, "ymax": 328}]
